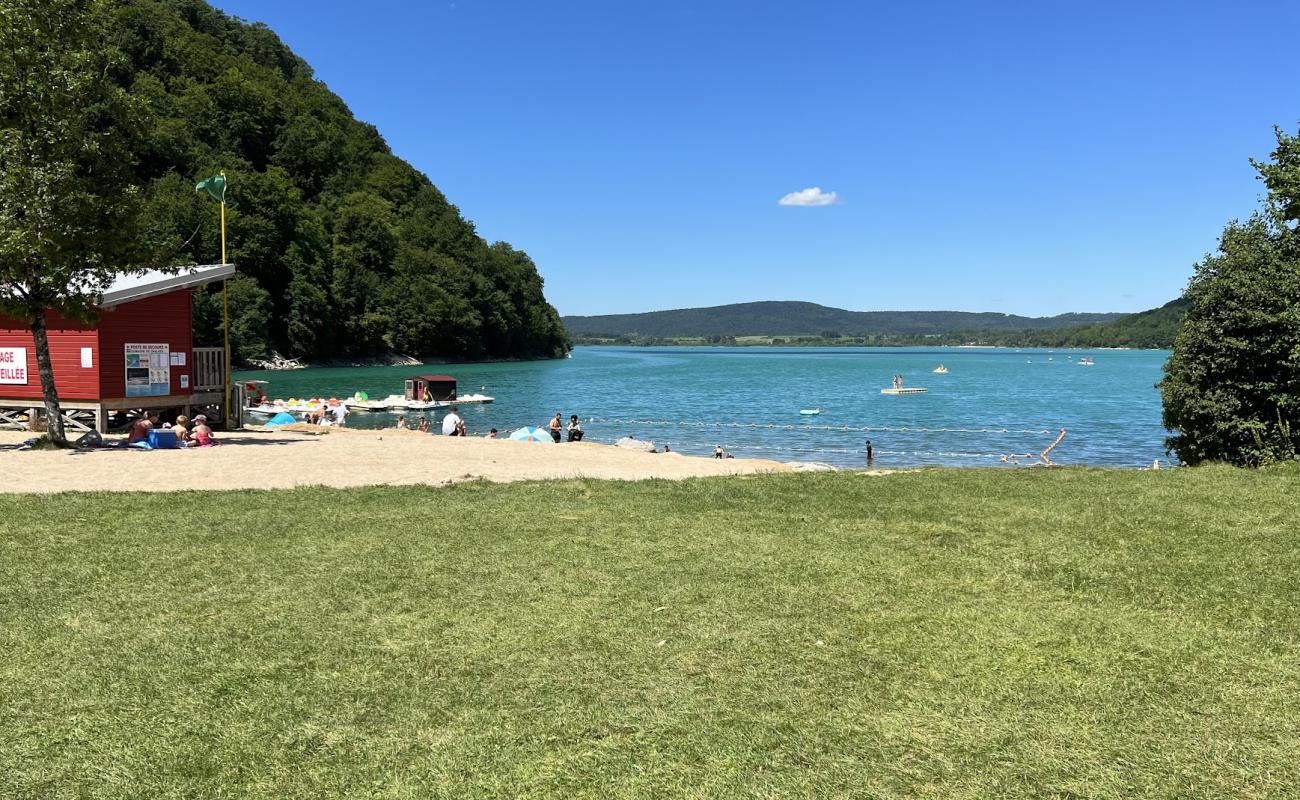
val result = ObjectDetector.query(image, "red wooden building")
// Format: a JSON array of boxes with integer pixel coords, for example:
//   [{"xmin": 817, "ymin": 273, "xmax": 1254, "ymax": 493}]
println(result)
[{"xmin": 0, "ymin": 264, "xmax": 234, "ymax": 432}]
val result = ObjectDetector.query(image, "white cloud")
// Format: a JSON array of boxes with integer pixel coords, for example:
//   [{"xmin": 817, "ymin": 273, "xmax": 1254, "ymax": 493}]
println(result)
[{"xmin": 778, "ymin": 187, "xmax": 838, "ymax": 207}]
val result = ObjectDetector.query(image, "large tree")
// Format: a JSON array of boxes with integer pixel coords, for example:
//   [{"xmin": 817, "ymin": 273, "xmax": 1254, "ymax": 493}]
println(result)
[
  {"xmin": 0, "ymin": 0, "xmax": 156, "ymax": 443},
  {"xmin": 1160, "ymin": 127, "xmax": 1300, "ymax": 466}
]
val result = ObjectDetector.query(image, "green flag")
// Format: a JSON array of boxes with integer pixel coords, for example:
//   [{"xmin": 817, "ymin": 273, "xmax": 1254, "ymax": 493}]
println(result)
[{"xmin": 195, "ymin": 174, "xmax": 226, "ymax": 203}]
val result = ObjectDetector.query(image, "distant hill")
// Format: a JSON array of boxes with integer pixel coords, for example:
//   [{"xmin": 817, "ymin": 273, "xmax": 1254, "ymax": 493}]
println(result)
[
  {"xmin": 988, "ymin": 297, "xmax": 1188, "ymax": 349},
  {"xmin": 562, "ymin": 301, "xmax": 1125, "ymax": 338}
]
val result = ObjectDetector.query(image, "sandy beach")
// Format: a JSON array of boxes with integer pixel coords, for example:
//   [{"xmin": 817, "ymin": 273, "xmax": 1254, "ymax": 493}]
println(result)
[{"xmin": 0, "ymin": 427, "xmax": 791, "ymax": 494}]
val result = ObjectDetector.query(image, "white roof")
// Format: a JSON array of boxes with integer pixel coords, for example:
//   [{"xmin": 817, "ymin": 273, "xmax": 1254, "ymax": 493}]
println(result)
[{"xmin": 99, "ymin": 263, "xmax": 235, "ymax": 307}]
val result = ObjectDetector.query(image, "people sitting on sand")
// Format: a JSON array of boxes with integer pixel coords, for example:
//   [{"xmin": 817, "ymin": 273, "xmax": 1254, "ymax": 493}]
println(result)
[
  {"xmin": 172, "ymin": 415, "xmax": 192, "ymax": 446},
  {"xmin": 488, "ymin": 428, "xmax": 498, "ymax": 438},
  {"xmin": 126, "ymin": 412, "xmax": 159, "ymax": 445},
  {"xmin": 418, "ymin": 416, "xmax": 430, "ymax": 433},
  {"xmin": 191, "ymin": 414, "xmax": 219, "ymax": 447},
  {"xmin": 442, "ymin": 406, "xmax": 463, "ymax": 436},
  {"xmin": 567, "ymin": 415, "xmax": 583, "ymax": 442},
  {"xmin": 395, "ymin": 415, "xmax": 407, "ymax": 430},
  {"xmin": 549, "ymin": 412, "xmax": 563, "ymax": 443}
]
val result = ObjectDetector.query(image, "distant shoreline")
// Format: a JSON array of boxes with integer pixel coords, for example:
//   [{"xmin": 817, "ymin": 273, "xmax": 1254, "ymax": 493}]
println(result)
[
  {"xmin": 239, "ymin": 352, "xmax": 571, "ymax": 372},
  {"xmin": 569, "ymin": 341, "xmax": 1164, "ymax": 352}
]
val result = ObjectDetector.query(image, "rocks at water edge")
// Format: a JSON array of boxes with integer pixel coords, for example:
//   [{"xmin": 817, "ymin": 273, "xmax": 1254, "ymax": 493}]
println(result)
[
  {"xmin": 615, "ymin": 437, "xmax": 657, "ymax": 453},
  {"xmin": 788, "ymin": 461, "xmax": 837, "ymax": 472}
]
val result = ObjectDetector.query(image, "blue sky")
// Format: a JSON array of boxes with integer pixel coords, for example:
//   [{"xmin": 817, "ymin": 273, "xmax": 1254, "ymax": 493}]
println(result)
[{"xmin": 212, "ymin": 0, "xmax": 1299, "ymax": 317}]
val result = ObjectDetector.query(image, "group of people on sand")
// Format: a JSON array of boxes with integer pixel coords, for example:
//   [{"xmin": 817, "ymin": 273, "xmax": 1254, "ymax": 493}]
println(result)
[
  {"xmin": 395, "ymin": 406, "xmax": 467, "ymax": 436},
  {"xmin": 387, "ymin": 409, "xmax": 586, "ymax": 444},
  {"xmin": 548, "ymin": 413, "xmax": 583, "ymax": 443},
  {"xmin": 124, "ymin": 411, "xmax": 218, "ymax": 448},
  {"xmin": 305, "ymin": 402, "xmax": 347, "ymax": 427}
]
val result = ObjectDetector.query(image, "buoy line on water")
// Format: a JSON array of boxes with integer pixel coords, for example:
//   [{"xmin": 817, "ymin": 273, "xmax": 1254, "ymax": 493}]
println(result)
[
  {"xmin": 583, "ymin": 417, "xmax": 1055, "ymax": 436},
  {"xmin": 577, "ymin": 437, "xmax": 1019, "ymax": 461}
]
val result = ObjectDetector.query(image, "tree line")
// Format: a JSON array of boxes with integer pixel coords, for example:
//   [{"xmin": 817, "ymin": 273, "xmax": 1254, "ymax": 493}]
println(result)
[{"xmin": 2, "ymin": 0, "xmax": 568, "ymax": 443}]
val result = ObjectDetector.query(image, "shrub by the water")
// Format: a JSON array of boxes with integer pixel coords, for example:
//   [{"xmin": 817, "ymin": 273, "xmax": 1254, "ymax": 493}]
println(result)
[{"xmin": 1160, "ymin": 127, "xmax": 1300, "ymax": 466}]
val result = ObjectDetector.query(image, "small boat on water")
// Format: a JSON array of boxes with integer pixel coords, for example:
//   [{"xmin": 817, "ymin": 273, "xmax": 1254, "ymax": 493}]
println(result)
[
  {"xmin": 932, "ymin": 364, "xmax": 948, "ymax": 374},
  {"xmin": 799, "ymin": 407, "xmax": 821, "ymax": 415},
  {"xmin": 343, "ymin": 391, "xmax": 391, "ymax": 412},
  {"xmin": 881, "ymin": 387, "xmax": 929, "ymax": 395},
  {"xmin": 1078, "ymin": 357, "xmax": 1095, "ymax": 366},
  {"xmin": 384, "ymin": 374, "xmax": 494, "ymax": 411}
]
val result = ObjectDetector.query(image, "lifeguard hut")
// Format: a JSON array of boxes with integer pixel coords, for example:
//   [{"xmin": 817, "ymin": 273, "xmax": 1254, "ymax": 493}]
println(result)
[
  {"xmin": 0, "ymin": 264, "xmax": 235, "ymax": 432},
  {"xmin": 405, "ymin": 375, "xmax": 458, "ymax": 403}
]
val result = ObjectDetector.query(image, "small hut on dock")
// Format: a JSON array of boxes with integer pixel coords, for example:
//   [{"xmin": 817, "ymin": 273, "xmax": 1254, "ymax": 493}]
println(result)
[{"xmin": 0, "ymin": 264, "xmax": 235, "ymax": 433}]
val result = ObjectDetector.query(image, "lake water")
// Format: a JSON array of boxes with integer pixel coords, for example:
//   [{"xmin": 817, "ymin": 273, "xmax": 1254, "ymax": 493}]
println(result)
[{"xmin": 234, "ymin": 346, "xmax": 1171, "ymax": 469}]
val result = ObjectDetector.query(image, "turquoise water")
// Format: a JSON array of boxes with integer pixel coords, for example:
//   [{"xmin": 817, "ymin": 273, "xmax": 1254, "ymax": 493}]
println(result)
[{"xmin": 235, "ymin": 346, "xmax": 1171, "ymax": 468}]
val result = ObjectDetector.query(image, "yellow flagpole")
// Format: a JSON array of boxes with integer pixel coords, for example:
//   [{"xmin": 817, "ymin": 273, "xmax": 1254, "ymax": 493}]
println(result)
[{"xmin": 220, "ymin": 171, "xmax": 231, "ymax": 427}]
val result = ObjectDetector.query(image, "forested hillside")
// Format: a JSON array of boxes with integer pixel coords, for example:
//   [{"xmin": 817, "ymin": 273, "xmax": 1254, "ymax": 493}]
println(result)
[
  {"xmin": 567, "ymin": 299, "xmax": 1185, "ymax": 348},
  {"xmin": 970, "ymin": 297, "xmax": 1187, "ymax": 349},
  {"xmin": 563, "ymin": 301, "xmax": 1122, "ymax": 338},
  {"xmin": 114, "ymin": 0, "xmax": 569, "ymax": 363}
]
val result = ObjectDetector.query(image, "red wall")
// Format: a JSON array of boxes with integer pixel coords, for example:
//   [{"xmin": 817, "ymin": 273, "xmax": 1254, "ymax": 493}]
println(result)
[
  {"xmin": 0, "ymin": 289, "xmax": 193, "ymax": 401},
  {"xmin": 0, "ymin": 313, "xmax": 100, "ymax": 400},
  {"xmin": 98, "ymin": 290, "xmax": 194, "ymax": 398}
]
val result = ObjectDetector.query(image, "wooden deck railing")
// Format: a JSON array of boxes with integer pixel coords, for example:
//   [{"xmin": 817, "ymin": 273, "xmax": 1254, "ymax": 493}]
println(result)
[{"xmin": 193, "ymin": 347, "xmax": 226, "ymax": 392}]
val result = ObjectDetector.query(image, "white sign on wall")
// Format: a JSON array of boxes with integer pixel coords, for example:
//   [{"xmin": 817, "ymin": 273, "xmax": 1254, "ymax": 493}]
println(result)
[{"xmin": 0, "ymin": 347, "xmax": 29, "ymax": 385}]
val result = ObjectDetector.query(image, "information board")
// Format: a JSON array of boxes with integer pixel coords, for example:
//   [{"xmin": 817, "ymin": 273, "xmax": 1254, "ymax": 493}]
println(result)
[{"xmin": 125, "ymin": 343, "xmax": 170, "ymax": 397}]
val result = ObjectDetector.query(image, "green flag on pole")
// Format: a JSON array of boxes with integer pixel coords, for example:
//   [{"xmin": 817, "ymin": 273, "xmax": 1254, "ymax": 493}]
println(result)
[{"xmin": 195, "ymin": 174, "xmax": 226, "ymax": 203}]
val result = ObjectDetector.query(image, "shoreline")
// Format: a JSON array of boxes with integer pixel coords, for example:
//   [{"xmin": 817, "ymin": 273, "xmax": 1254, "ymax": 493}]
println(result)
[
  {"xmin": 242, "ymin": 352, "xmax": 571, "ymax": 372},
  {"xmin": 0, "ymin": 427, "xmax": 790, "ymax": 494}
]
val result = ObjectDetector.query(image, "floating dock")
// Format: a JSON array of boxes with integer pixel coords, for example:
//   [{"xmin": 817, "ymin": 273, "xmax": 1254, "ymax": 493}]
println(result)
[{"xmin": 880, "ymin": 387, "xmax": 929, "ymax": 395}]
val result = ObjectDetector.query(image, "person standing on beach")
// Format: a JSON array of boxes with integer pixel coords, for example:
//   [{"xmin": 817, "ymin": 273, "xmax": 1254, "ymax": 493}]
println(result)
[
  {"xmin": 714, "ymin": 444, "xmax": 724, "ymax": 459},
  {"xmin": 865, "ymin": 439, "xmax": 873, "ymax": 464},
  {"xmin": 549, "ymin": 412, "xmax": 563, "ymax": 443},
  {"xmin": 567, "ymin": 415, "xmax": 583, "ymax": 442}
]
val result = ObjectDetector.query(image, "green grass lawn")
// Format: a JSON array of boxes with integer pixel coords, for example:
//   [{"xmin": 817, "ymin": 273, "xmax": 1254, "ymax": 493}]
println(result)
[{"xmin": 3, "ymin": 467, "xmax": 1299, "ymax": 798}]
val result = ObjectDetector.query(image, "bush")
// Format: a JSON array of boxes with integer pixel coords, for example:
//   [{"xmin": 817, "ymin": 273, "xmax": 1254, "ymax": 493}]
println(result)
[{"xmin": 1159, "ymin": 213, "xmax": 1300, "ymax": 466}]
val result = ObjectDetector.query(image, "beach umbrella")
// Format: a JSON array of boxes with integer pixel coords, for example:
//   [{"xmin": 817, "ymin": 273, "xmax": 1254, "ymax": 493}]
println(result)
[{"xmin": 510, "ymin": 426, "xmax": 551, "ymax": 442}]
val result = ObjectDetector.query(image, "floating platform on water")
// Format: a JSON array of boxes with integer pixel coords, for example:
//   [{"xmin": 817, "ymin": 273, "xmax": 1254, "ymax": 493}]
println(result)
[{"xmin": 880, "ymin": 387, "xmax": 929, "ymax": 395}]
